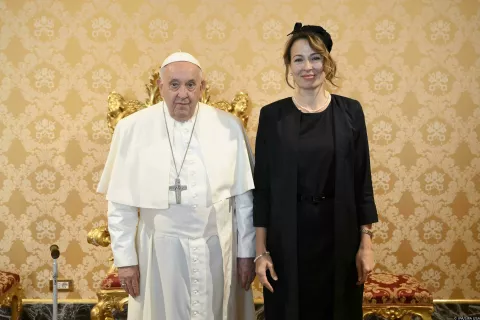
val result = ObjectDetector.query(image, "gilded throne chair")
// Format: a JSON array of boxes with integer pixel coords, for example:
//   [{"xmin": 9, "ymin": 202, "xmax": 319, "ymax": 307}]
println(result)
[
  {"xmin": 88, "ymin": 69, "xmax": 254, "ymax": 320},
  {"xmin": 0, "ymin": 270, "xmax": 23, "ymax": 320}
]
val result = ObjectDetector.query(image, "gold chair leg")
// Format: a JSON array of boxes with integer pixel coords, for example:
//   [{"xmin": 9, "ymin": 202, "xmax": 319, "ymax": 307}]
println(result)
[
  {"xmin": 363, "ymin": 307, "xmax": 433, "ymax": 320},
  {"xmin": 10, "ymin": 294, "xmax": 22, "ymax": 320},
  {"xmin": 11, "ymin": 296, "xmax": 18, "ymax": 320},
  {"xmin": 413, "ymin": 308, "xmax": 433, "ymax": 320},
  {"xmin": 91, "ymin": 299, "xmax": 114, "ymax": 320},
  {"xmin": 91, "ymin": 291, "xmax": 128, "ymax": 320},
  {"xmin": 90, "ymin": 302, "xmax": 102, "ymax": 320}
]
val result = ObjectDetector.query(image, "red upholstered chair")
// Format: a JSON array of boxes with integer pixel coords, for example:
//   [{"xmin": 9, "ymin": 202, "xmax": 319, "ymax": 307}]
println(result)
[
  {"xmin": 0, "ymin": 270, "xmax": 23, "ymax": 320},
  {"xmin": 363, "ymin": 273, "xmax": 434, "ymax": 320}
]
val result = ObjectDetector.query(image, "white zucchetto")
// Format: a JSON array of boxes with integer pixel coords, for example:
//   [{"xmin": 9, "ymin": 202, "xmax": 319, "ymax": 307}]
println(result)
[{"xmin": 160, "ymin": 51, "xmax": 202, "ymax": 69}]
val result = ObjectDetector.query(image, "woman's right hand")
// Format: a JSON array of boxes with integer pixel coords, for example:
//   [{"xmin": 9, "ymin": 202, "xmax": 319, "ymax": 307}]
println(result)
[{"xmin": 255, "ymin": 254, "xmax": 278, "ymax": 293}]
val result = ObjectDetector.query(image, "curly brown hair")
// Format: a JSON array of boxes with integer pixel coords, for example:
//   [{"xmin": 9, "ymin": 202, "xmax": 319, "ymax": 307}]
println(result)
[{"xmin": 283, "ymin": 32, "xmax": 337, "ymax": 89}]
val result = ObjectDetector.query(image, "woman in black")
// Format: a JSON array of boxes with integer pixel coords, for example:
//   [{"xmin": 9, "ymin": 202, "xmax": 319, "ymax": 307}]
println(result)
[{"xmin": 253, "ymin": 22, "xmax": 379, "ymax": 319}]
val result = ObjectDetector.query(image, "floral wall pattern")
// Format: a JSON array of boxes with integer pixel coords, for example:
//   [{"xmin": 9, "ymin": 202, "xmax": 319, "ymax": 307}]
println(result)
[{"xmin": 0, "ymin": 0, "xmax": 479, "ymax": 299}]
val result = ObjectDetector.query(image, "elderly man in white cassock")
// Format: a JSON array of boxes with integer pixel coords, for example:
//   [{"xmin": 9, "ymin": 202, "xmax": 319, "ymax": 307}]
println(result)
[{"xmin": 97, "ymin": 52, "xmax": 256, "ymax": 320}]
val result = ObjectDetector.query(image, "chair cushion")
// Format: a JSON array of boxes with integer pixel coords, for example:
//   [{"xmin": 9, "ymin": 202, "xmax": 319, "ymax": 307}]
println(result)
[
  {"xmin": 363, "ymin": 273, "xmax": 433, "ymax": 305},
  {"xmin": 101, "ymin": 272, "xmax": 123, "ymax": 290},
  {"xmin": 0, "ymin": 271, "xmax": 20, "ymax": 295}
]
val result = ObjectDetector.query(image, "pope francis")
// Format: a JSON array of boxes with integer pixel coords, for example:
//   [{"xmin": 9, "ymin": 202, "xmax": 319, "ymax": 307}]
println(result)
[{"xmin": 97, "ymin": 52, "xmax": 256, "ymax": 320}]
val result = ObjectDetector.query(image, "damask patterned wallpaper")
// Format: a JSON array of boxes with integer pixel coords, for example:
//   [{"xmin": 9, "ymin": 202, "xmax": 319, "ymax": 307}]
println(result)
[{"xmin": 0, "ymin": 0, "xmax": 478, "ymax": 300}]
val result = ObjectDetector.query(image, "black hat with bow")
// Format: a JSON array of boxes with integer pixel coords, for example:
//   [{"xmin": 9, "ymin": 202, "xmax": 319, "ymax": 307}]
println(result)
[{"xmin": 287, "ymin": 22, "xmax": 333, "ymax": 52}]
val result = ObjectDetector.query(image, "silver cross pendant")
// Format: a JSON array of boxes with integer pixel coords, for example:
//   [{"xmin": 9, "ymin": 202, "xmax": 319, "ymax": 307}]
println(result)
[{"xmin": 169, "ymin": 178, "xmax": 187, "ymax": 204}]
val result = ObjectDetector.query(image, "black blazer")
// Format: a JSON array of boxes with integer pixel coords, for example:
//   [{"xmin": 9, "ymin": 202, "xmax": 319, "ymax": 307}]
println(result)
[{"xmin": 253, "ymin": 94, "xmax": 378, "ymax": 319}]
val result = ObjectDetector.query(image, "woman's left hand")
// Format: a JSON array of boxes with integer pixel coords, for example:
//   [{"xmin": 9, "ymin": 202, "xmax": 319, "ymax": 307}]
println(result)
[{"xmin": 356, "ymin": 242, "xmax": 374, "ymax": 285}]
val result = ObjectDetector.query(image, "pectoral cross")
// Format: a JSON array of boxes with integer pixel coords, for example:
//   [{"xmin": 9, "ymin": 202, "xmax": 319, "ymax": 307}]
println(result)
[{"xmin": 169, "ymin": 178, "xmax": 187, "ymax": 204}]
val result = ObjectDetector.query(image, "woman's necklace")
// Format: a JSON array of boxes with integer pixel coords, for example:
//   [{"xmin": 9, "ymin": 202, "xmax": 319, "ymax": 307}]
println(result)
[{"xmin": 292, "ymin": 91, "xmax": 331, "ymax": 113}]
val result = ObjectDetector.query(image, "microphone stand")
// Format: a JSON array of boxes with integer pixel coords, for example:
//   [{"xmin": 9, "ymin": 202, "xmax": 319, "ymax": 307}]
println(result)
[
  {"xmin": 53, "ymin": 259, "xmax": 58, "ymax": 320},
  {"xmin": 50, "ymin": 245, "xmax": 60, "ymax": 320}
]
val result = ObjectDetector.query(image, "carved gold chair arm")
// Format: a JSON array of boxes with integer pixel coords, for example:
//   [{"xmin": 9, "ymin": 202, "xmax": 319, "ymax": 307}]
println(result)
[{"xmin": 87, "ymin": 226, "xmax": 111, "ymax": 247}]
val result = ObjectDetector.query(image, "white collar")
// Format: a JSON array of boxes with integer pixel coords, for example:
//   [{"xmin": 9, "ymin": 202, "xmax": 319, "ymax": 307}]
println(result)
[{"xmin": 163, "ymin": 102, "xmax": 198, "ymax": 131}]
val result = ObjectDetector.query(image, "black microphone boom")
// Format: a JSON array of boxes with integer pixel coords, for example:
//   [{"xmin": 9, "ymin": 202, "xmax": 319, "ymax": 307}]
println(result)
[{"xmin": 50, "ymin": 244, "xmax": 60, "ymax": 259}]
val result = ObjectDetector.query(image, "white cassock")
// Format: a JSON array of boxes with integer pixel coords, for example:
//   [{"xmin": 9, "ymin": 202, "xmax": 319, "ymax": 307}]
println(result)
[{"xmin": 97, "ymin": 102, "xmax": 256, "ymax": 320}]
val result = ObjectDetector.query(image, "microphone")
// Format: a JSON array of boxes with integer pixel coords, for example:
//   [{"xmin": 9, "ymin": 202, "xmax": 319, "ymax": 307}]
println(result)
[
  {"xmin": 50, "ymin": 245, "xmax": 60, "ymax": 320},
  {"xmin": 50, "ymin": 244, "xmax": 60, "ymax": 259}
]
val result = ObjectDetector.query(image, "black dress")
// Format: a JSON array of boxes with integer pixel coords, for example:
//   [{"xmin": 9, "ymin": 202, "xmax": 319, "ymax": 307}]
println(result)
[
  {"xmin": 296, "ymin": 105, "xmax": 336, "ymax": 319},
  {"xmin": 254, "ymin": 95, "xmax": 378, "ymax": 320}
]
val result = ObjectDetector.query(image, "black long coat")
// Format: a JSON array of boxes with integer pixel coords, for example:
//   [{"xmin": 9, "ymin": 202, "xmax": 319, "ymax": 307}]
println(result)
[{"xmin": 253, "ymin": 95, "xmax": 379, "ymax": 320}]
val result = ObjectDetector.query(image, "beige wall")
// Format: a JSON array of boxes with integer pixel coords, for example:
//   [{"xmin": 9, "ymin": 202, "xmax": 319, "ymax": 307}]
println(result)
[{"xmin": 1, "ymin": 0, "xmax": 479, "ymax": 299}]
